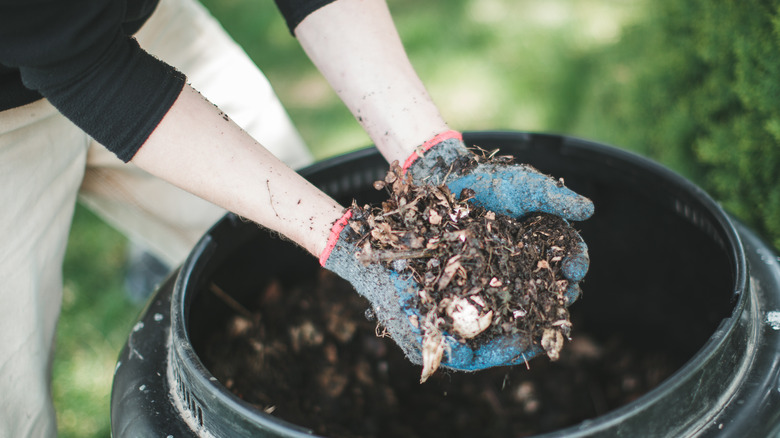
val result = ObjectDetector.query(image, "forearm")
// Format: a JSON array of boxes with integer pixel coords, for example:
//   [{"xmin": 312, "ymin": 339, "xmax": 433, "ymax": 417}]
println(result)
[
  {"xmin": 294, "ymin": 0, "xmax": 450, "ymax": 164},
  {"xmin": 132, "ymin": 85, "xmax": 344, "ymax": 256}
]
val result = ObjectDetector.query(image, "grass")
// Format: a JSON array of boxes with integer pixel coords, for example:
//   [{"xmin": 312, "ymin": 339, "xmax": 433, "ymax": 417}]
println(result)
[
  {"xmin": 53, "ymin": 0, "xmax": 642, "ymax": 436},
  {"xmin": 55, "ymin": 206, "xmax": 140, "ymax": 438}
]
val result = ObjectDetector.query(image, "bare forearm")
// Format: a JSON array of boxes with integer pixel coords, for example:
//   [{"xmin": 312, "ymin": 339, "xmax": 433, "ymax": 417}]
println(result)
[
  {"xmin": 132, "ymin": 85, "xmax": 344, "ymax": 256},
  {"xmin": 295, "ymin": 0, "xmax": 450, "ymax": 164}
]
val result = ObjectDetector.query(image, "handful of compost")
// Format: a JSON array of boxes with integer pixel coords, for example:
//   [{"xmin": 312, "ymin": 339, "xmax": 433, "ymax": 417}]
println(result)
[{"xmin": 321, "ymin": 152, "xmax": 591, "ymax": 382}]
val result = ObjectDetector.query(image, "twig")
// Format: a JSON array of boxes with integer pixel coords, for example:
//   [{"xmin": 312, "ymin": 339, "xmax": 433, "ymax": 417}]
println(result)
[
  {"xmin": 209, "ymin": 282, "xmax": 254, "ymax": 319},
  {"xmin": 357, "ymin": 248, "xmax": 431, "ymax": 264}
]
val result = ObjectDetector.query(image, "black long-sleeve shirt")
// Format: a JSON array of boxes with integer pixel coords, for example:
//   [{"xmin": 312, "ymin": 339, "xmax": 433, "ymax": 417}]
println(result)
[{"xmin": 0, "ymin": 0, "xmax": 334, "ymax": 162}]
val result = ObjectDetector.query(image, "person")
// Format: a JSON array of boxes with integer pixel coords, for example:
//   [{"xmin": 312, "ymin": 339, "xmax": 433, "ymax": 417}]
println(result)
[{"xmin": 0, "ymin": 0, "xmax": 592, "ymax": 435}]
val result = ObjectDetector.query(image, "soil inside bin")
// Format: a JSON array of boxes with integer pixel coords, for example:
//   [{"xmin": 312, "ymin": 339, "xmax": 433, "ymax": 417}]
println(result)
[{"xmin": 200, "ymin": 269, "xmax": 683, "ymax": 438}]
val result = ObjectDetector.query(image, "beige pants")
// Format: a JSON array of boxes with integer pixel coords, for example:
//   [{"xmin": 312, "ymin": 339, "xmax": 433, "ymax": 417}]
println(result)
[{"xmin": 0, "ymin": 0, "xmax": 311, "ymax": 435}]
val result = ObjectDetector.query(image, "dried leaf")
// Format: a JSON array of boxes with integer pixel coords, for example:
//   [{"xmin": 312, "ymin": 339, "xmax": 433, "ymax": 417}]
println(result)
[
  {"xmin": 420, "ymin": 329, "xmax": 445, "ymax": 383},
  {"xmin": 541, "ymin": 328, "xmax": 564, "ymax": 361},
  {"xmin": 429, "ymin": 209, "xmax": 443, "ymax": 225},
  {"xmin": 349, "ymin": 221, "xmax": 363, "ymax": 234},
  {"xmin": 437, "ymin": 255, "xmax": 462, "ymax": 290}
]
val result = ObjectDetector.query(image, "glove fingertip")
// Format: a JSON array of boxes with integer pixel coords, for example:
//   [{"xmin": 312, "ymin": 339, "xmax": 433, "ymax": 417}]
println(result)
[
  {"xmin": 563, "ymin": 283, "xmax": 582, "ymax": 306},
  {"xmin": 562, "ymin": 241, "xmax": 589, "ymax": 282},
  {"xmin": 560, "ymin": 195, "xmax": 594, "ymax": 222},
  {"xmin": 574, "ymin": 196, "xmax": 595, "ymax": 221}
]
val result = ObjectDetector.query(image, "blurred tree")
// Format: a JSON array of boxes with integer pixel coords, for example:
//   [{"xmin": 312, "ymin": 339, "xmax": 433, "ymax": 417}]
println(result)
[{"xmin": 561, "ymin": 0, "xmax": 780, "ymax": 250}]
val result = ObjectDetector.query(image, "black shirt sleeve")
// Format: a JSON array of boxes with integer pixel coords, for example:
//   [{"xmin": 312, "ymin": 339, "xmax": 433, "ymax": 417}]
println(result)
[
  {"xmin": 274, "ymin": 0, "xmax": 338, "ymax": 34},
  {"xmin": 0, "ymin": 0, "xmax": 184, "ymax": 162}
]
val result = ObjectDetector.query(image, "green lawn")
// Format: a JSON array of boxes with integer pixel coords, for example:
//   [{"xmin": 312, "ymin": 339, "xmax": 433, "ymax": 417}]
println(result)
[
  {"xmin": 55, "ymin": 206, "xmax": 141, "ymax": 437},
  {"xmin": 53, "ymin": 1, "xmax": 642, "ymax": 436}
]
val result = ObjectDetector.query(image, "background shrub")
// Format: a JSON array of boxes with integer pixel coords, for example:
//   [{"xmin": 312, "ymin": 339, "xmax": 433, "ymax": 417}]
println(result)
[{"xmin": 558, "ymin": 0, "xmax": 780, "ymax": 249}]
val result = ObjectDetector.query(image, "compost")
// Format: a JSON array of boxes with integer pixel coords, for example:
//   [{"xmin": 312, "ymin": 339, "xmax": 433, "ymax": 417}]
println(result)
[
  {"xmin": 199, "ymin": 155, "xmax": 681, "ymax": 436},
  {"xmin": 201, "ymin": 271, "xmax": 682, "ymax": 438},
  {"xmin": 346, "ymin": 159, "xmax": 581, "ymax": 381}
]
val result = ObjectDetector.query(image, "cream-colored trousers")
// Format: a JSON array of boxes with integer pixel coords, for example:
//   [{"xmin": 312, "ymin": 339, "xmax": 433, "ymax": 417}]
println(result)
[{"xmin": 0, "ymin": 0, "xmax": 311, "ymax": 435}]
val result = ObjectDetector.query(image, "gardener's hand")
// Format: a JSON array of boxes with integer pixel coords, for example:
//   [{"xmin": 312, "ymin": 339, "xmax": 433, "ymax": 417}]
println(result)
[
  {"xmin": 319, "ymin": 209, "xmax": 430, "ymax": 371},
  {"xmin": 403, "ymin": 131, "xmax": 594, "ymax": 221},
  {"xmin": 403, "ymin": 130, "xmax": 592, "ymax": 295},
  {"xmin": 320, "ymin": 208, "xmax": 583, "ymax": 380}
]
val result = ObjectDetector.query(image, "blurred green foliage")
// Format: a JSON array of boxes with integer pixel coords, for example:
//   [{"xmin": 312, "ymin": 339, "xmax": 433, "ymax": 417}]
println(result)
[
  {"xmin": 55, "ymin": 206, "xmax": 140, "ymax": 438},
  {"xmin": 558, "ymin": 0, "xmax": 780, "ymax": 249},
  {"xmin": 198, "ymin": 0, "xmax": 642, "ymax": 159}
]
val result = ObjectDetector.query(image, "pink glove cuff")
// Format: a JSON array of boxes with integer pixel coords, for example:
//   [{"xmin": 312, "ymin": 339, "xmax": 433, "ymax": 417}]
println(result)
[
  {"xmin": 319, "ymin": 209, "xmax": 353, "ymax": 266},
  {"xmin": 401, "ymin": 130, "xmax": 463, "ymax": 173}
]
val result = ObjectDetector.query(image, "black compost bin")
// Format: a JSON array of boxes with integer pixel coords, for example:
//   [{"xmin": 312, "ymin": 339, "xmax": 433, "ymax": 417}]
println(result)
[{"xmin": 111, "ymin": 132, "xmax": 780, "ymax": 437}]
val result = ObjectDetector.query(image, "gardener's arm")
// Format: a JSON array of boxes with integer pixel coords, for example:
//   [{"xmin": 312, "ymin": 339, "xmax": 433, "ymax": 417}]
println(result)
[
  {"xmin": 290, "ymin": 0, "xmax": 450, "ymax": 164},
  {"xmin": 132, "ymin": 84, "xmax": 345, "ymax": 256},
  {"xmin": 0, "ymin": 1, "xmax": 343, "ymax": 255}
]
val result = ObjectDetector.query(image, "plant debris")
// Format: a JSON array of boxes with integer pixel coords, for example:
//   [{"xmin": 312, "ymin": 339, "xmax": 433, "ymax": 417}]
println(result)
[{"xmin": 346, "ymin": 158, "xmax": 582, "ymax": 381}]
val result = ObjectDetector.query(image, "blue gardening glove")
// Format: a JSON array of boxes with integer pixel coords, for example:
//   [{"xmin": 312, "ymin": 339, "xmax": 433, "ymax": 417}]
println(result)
[
  {"xmin": 320, "ymin": 209, "xmax": 575, "ymax": 382},
  {"xmin": 403, "ymin": 130, "xmax": 592, "ymax": 286},
  {"xmin": 403, "ymin": 131, "xmax": 594, "ymax": 221}
]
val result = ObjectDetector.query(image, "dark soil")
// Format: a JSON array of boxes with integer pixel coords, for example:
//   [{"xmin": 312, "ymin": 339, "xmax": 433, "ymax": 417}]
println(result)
[{"xmin": 200, "ymin": 270, "xmax": 681, "ymax": 438}]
